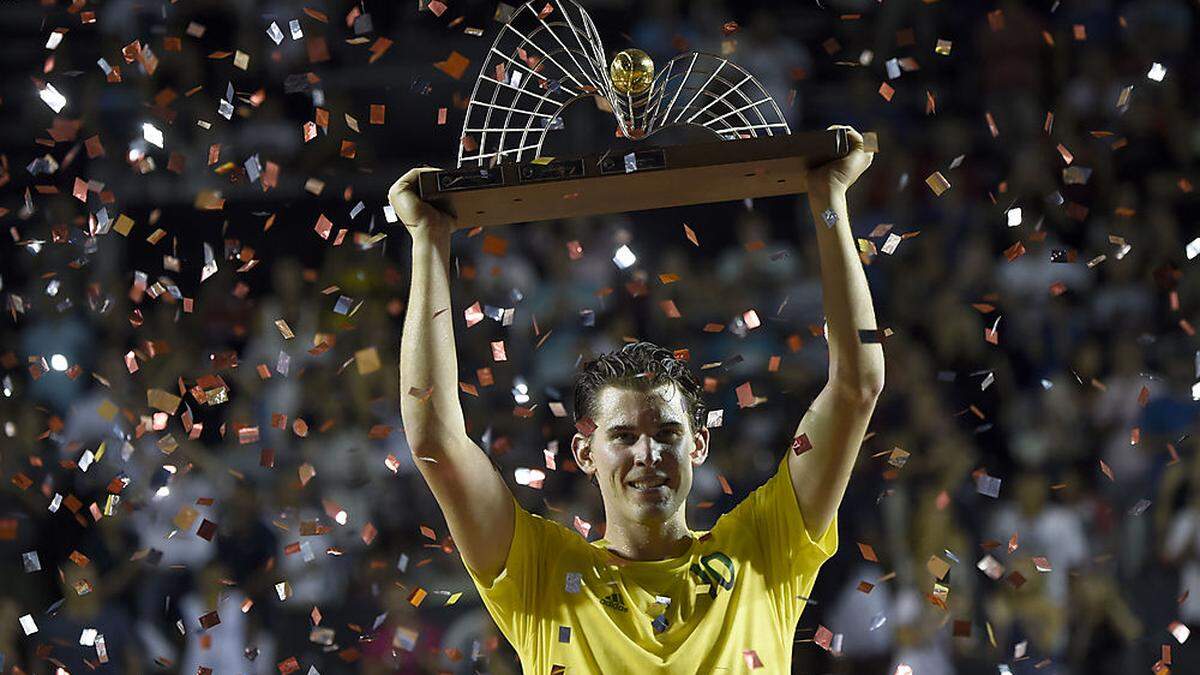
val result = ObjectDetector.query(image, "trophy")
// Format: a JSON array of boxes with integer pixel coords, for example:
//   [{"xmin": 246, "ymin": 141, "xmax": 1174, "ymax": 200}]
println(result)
[{"xmin": 418, "ymin": 0, "xmax": 850, "ymax": 227}]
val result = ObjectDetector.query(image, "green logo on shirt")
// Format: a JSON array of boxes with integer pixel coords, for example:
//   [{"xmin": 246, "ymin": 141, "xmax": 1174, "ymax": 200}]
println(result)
[
  {"xmin": 690, "ymin": 552, "xmax": 736, "ymax": 599},
  {"xmin": 600, "ymin": 592, "xmax": 629, "ymax": 612}
]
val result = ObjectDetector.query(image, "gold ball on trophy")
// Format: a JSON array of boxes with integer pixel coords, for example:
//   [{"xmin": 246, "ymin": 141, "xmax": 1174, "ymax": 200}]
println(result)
[{"xmin": 609, "ymin": 48, "xmax": 654, "ymax": 95}]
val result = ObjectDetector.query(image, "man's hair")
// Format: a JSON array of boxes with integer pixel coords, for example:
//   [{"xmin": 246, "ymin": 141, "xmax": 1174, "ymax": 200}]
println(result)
[{"xmin": 573, "ymin": 341, "xmax": 707, "ymax": 434}]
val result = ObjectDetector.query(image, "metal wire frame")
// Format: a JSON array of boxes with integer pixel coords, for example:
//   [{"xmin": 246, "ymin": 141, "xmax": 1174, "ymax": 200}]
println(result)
[{"xmin": 457, "ymin": 0, "xmax": 789, "ymax": 168}]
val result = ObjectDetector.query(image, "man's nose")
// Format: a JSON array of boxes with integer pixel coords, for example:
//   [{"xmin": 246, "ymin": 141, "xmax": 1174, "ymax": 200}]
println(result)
[{"xmin": 632, "ymin": 436, "xmax": 661, "ymax": 465}]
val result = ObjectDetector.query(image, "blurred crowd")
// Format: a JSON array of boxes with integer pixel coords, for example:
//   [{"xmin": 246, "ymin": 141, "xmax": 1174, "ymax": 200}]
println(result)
[{"xmin": 1, "ymin": 0, "xmax": 1198, "ymax": 673}]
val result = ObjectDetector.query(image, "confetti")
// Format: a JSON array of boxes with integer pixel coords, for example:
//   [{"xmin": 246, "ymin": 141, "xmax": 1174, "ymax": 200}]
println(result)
[
  {"xmin": 976, "ymin": 473, "xmax": 1001, "ymax": 498},
  {"xmin": 925, "ymin": 171, "xmax": 950, "ymax": 196},
  {"xmin": 814, "ymin": 625, "xmax": 834, "ymax": 651},
  {"xmin": 612, "ymin": 245, "xmax": 636, "ymax": 269},
  {"xmin": 434, "ymin": 51, "xmax": 471, "ymax": 80}
]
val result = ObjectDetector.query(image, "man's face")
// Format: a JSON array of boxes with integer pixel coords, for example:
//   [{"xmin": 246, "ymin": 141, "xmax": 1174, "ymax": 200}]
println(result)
[{"xmin": 572, "ymin": 383, "xmax": 709, "ymax": 526}]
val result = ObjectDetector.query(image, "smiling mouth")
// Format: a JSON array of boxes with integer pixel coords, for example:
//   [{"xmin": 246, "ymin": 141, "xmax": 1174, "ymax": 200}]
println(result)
[{"xmin": 627, "ymin": 478, "xmax": 669, "ymax": 491}]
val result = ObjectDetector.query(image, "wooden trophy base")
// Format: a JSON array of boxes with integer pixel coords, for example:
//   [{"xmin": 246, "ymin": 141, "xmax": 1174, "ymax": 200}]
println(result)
[{"xmin": 417, "ymin": 128, "xmax": 849, "ymax": 228}]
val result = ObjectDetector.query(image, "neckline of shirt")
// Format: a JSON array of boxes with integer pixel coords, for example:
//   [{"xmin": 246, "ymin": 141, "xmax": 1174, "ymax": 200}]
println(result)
[{"xmin": 590, "ymin": 531, "xmax": 705, "ymax": 570}]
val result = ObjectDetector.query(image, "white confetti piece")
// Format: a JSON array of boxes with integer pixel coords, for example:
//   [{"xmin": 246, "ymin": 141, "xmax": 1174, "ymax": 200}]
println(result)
[
  {"xmin": 142, "ymin": 122, "xmax": 164, "ymax": 148},
  {"xmin": 267, "ymin": 22, "xmax": 284, "ymax": 45},
  {"xmin": 612, "ymin": 244, "xmax": 636, "ymax": 269},
  {"xmin": 38, "ymin": 82, "xmax": 67, "ymax": 113},
  {"xmin": 881, "ymin": 233, "xmax": 902, "ymax": 255}
]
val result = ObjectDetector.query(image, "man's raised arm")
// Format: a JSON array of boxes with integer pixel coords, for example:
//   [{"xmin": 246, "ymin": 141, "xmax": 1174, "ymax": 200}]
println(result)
[
  {"xmin": 390, "ymin": 168, "xmax": 516, "ymax": 583},
  {"xmin": 788, "ymin": 127, "xmax": 885, "ymax": 540}
]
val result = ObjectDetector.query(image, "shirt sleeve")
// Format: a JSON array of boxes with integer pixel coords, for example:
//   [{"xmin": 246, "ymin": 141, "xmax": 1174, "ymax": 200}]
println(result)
[
  {"xmin": 721, "ymin": 454, "xmax": 839, "ymax": 622},
  {"xmin": 461, "ymin": 494, "xmax": 561, "ymax": 653}
]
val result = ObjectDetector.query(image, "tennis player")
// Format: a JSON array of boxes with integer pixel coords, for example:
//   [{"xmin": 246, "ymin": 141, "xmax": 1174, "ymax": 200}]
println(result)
[{"xmin": 390, "ymin": 126, "xmax": 881, "ymax": 672}]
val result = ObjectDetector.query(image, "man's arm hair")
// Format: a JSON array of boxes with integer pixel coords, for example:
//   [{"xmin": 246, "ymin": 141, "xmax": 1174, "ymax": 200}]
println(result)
[{"xmin": 397, "ymin": 175, "xmax": 515, "ymax": 584}]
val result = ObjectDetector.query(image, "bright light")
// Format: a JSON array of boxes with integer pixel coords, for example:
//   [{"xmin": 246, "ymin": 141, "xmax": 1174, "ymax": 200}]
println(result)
[
  {"xmin": 38, "ymin": 83, "xmax": 67, "ymax": 113},
  {"xmin": 335, "ymin": 510, "xmax": 348, "ymax": 525},
  {"xmin": 512, "ymin": 379, "xmax": 530, "ymax": 405},
  {"xmin": 50, "ymin": 354, "xmax": 69, "ymax": 371},
  {"xmin": 1147, "ymin": 62, "xmax": 1166, "ymax": 82},
  {"xmin": 612, "ymin": 245, "xmax": 636, "ymax": 269},
  {"xmin": 154, "ymin": 486, "xmax": 171, "ymax": 499},
  {"xmin": 142, "ymin": 122, "xmax": 164, "ymax": 148},
  {"xmin": 515, "ymin": 468, "xmax": 546, "ymax": 487}
]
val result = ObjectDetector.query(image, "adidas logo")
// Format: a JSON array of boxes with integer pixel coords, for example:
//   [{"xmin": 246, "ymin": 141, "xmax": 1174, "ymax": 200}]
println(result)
[{"xmin": 600, "ymin": 592, "xmax": 628, "ymax": 612}]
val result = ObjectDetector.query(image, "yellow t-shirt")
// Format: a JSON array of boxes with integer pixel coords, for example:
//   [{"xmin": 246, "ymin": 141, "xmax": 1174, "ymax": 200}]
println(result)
[{"xmin": 464, "ymin": 454, "xmax": 838, "ymax": 673}]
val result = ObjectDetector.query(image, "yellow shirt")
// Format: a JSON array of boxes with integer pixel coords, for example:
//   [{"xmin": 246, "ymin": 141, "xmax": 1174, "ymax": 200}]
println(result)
[{"xmin": 464, "ymin": 454, "xmax": 838, "ymax": 673}]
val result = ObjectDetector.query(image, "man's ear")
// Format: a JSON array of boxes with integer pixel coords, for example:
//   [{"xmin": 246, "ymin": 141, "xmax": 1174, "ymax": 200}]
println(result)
[
  {"xmin": 690, "ymin": 426, "xmax": 710, "ymax": 466},
  {"xmin": 571, "ymin": 433, "xmax": 596, "ymax": 476}
]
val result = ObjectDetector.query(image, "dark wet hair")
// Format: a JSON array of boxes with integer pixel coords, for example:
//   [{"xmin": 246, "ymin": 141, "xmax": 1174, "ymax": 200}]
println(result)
[{"xmin": 572, "ymin": 341, "xmax": 706, "ymax": 434}]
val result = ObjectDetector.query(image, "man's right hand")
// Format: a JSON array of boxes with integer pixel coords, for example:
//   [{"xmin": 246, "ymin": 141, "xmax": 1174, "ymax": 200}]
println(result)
[{"xmin": 388, "ymin": 167, "xmax": 461, "ymax": 234}]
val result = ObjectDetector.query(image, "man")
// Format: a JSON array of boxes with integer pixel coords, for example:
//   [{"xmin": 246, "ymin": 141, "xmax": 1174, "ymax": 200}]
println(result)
[{"xmin": 389, "ymin": 125, "xmax": 882, "ymax": 672}]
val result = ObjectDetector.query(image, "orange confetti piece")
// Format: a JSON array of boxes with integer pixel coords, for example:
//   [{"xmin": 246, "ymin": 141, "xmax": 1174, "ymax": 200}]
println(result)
[
  {"xmin": 408, "ymin": 587, "xmax": 427, "ymax": 606},
  {"xmin": 717, "ymin": 474, "xmax": 733, "ymax": 495},
  {"xmin": 791, "ymin": 433, "xmax": 812, "ymax": 455},
  {"xmin": 434, "ymin": 50, "xmax": 470, "ymax": 80},
  {"xmin": 857, "ymin": 542, "xmax": 878, "ymax": 562},
  {"xmin": 490, "ymin": 340, "xmax": 507, "ymax": 362},
  {"xmin": 368, "ymin": 37, "xmax": 393, "ymax": 64},
  {"xmin": 735, "ymin": 382, "xmax": 757, "ymax": 408},
  {"xmin": 683, "ymin": 223, "xmax": 699, "ymax": 246},
  {"xmin": 314, "ymin": 213, "xmax": 332, "ymax": 239},
  {"xmin": 1057, "ymin": 143, "xmax": 1074, "ymax": 164},
  {"xmin": 482, "ymin": 235, "xmax": 508, "ymax": 256},
  {"xmin": 1003, "ymin": 241, "xmax": 1026, "ymax": 261}
]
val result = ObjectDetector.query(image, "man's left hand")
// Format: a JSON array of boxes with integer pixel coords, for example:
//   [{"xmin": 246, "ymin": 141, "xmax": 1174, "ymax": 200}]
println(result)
[{"xmin": 811, "ymin": 125, "xmax": 874, "ymax": 195}]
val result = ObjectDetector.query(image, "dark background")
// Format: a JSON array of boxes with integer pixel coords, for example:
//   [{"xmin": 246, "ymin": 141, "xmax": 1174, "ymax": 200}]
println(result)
[{"xmin": 1, "ymin": 0, "xmax": 1198, "ymax": 673}]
